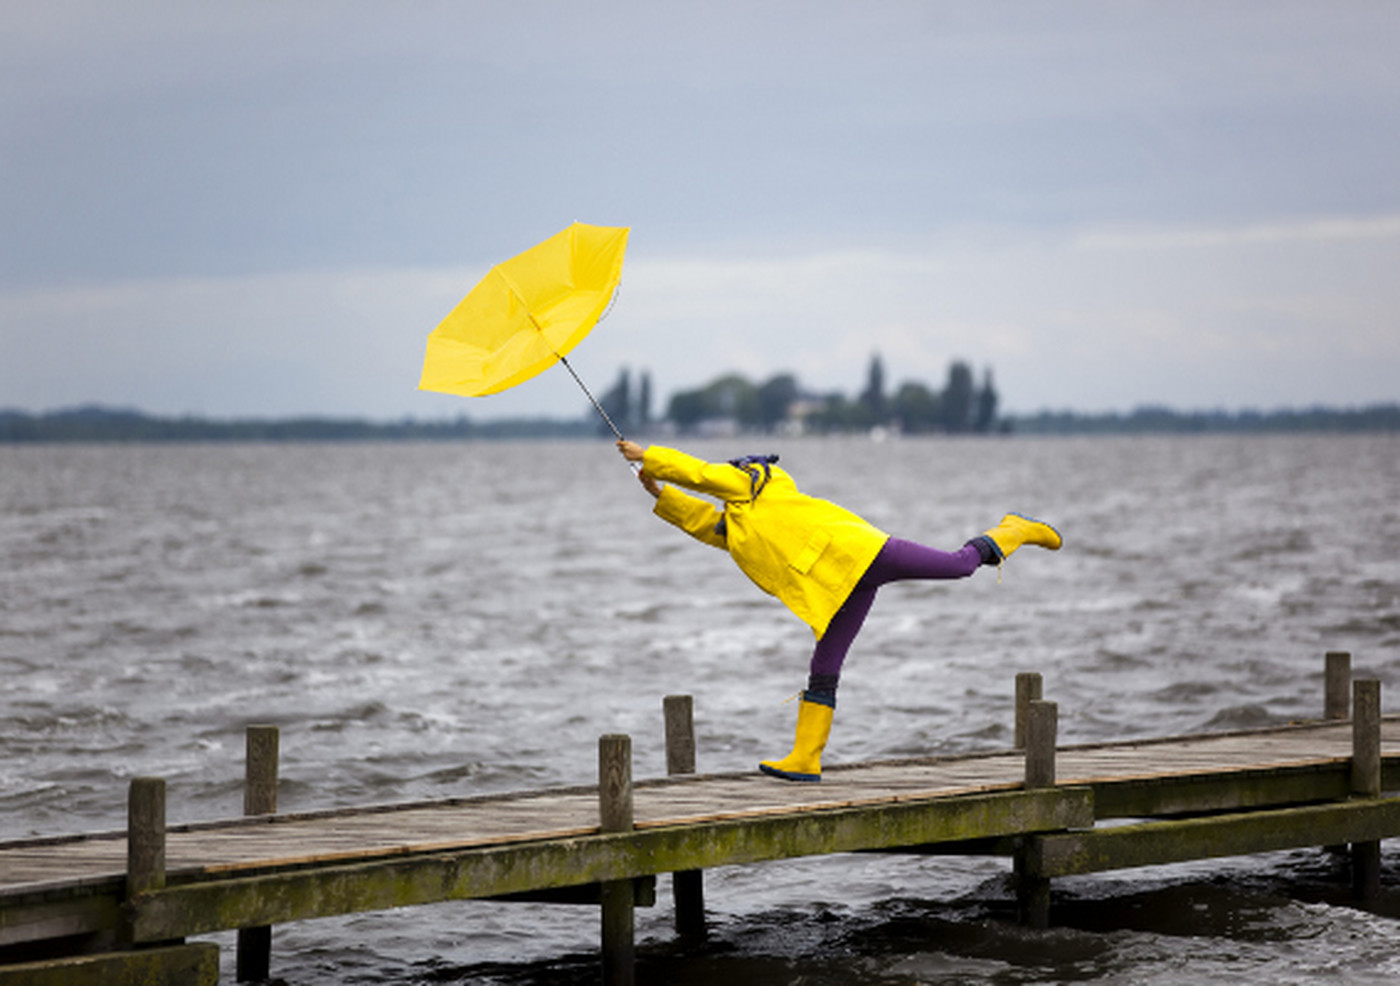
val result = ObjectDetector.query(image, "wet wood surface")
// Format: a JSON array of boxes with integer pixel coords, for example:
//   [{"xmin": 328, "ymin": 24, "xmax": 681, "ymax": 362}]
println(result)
[{"xmin": 2, "ymin": 717, "xmax": 1397, "ymax": 898}]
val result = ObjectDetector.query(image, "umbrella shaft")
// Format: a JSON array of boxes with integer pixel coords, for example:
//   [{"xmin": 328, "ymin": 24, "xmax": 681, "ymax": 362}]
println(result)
[{"xmin": 560, "ymin": 356, "xmax": 626, "ymax": 443}]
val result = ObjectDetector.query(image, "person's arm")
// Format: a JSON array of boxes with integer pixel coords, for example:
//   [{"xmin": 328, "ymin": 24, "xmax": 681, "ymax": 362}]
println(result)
[
  {"xmin": 637, "ymin": 469, "xmax": 663, "ymax": 498},
  {"xmin": 633, "ymin": 444, "xmax": 752, "ymax": 500},
  {"xmin": 619, "ymin": 441, "xmax": 665, "ymax": 499},
  {"xmin": 619, "ymin": 441, "xmax": 728, "ymax": 549},
  {"xmin": 653, "ymin": 484, "xmax": 729, "ymax": 550}
]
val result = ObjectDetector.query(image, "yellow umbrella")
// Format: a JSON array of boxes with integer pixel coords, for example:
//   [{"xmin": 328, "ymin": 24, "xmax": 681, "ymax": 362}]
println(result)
[{"xmin": 419, "ymin": 222, "xmax": 632, "ymax": 435}]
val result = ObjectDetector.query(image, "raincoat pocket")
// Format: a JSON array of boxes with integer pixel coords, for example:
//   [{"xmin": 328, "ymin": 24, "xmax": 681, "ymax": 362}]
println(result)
[{"xmin": 790, "ymin": 530, "xmax": 832, "ymax": 575}]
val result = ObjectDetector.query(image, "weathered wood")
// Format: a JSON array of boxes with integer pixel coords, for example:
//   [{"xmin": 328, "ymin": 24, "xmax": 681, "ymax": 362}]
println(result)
[
  {"xmin": 1017, "ymin": 699, "xmax": 1058, "ymax": 927},
  {"xmin": 1325, "ymin": 651, "xmax": 1351, "ymax": 720},
  {"xmin": 1323, "ymin": 653, "xmax": 1354, "ymax": 856},
  {"xmin": 663, "ymin": 695, "xmax": 706, "ymax": 939},
  {"xmin": 1014, "ymin": 844, "xmax": 1051, "ymax": 929},
  {"xmin": 598, "ymin": 734, "xmax": 634, "ymax": 986},
  {"xmin": 1350, "ymin": 679, "xmax": 1383, "ymax": 902},
  {"xmin": 0, "ymin": 885, "xmax": 123, "ymax": 949},
  {"xmin": 0, "ymin": 942, "xmax": 219, "ymax": 986},
  {"xmin": 238, "ymin": 724, "xmax": 279, "ymax": 982},
  {"xmin": 1014, "ymin": 673, "xmax": 1043, "ymax": 749},
  {"xmin": 7, "ymin": 719, "xmax": 1397, "ymax": 900},
  {"xmin": 1024, "ymin": 701, "xmax": 1057, "ymax": 789},
  {"xmin": 1090, "ymin": 761, "xmax": 1353, "ymax": 819},
  {"xmin": 1024, "ymin": 796, "xmax": 1400, "ymax": 878},
  {"xmin": 671, "ymin": 870, "xmax": 705, "ymax": 939},
  {"xmin": 6, "ymin": 719, "xmax": 1397, "ymax": 901},
  {"xmin": 243, "ymin": 724, "xmax": 279, "ymax": 816},
  {"xmin": 8, "ymin": 717, "xmax": 1400, "ymax": 954},
  {"xmin": 127, "ymin": 787, "xmax": 1095, "ymax": 940},
  {"xmin": 126, "ymin": 778, "xmax": 166, "ymax": 897},
  {"xmin": 237, "ymin": 925, "xmax": 271, "ymax": 982},
  {"xmin": 664, "ymin": 696, "xmax": 696, "ymax": 775},
  {"xmin": 1352, "ymin": 680, "xmax": 1381, "ymax": 797},
  {"xmin": 599, "ymin": 735, "xmax": 634, "ymax": 835},
  {"xmin": 1351, "ymin": 839, "xmax": 1381, "ymax": 901}
]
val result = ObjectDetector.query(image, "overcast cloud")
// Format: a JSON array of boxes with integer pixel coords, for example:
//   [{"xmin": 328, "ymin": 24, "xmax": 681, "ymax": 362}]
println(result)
[{"xmin": 3, "ymin": 1, "xmax": 1398, "ymax": 420}]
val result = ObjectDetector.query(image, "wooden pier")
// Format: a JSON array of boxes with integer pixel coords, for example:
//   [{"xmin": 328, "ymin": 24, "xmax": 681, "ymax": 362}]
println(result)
[{"xmin": 1, "ymin": 653, "xmax": 1397, "ymax": 985}]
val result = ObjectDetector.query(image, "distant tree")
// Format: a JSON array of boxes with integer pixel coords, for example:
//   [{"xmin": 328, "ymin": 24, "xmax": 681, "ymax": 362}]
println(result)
[
  {"xmin": 668, "ymin": 389, "xmax": 708, "ymax": 429},
  {"xmin": 940, "ymin": 360, "xmax": 975, "ymax": 433},
  {"xmin": 638, "ymin": 371, "xmax": 652, "ymax": 428},
  {"xmin": 598, "ymin": 367, "xmax": 632, "ymax": 436},
  {"xmin": 715, "ymin": 375, "xmax": 760, "ymax": 428},
  {"xmin": 665, "ymin": 373, "xmax": 759, "ymax": 431},
  {"xmin": 656, "ymin": 359, "xmax": 1022, "ymax": 435},
  {"xmin": 807, "ymin": 393, "xmax": 871, "ymax": 433},
  {"xmin": 892, "ymin": 381, "xmax": 940, "ymax": 433},
  {"xmin": 974, "ymin": 368, "xmax": 999, "ymax": 432},
  {"xmin": 756, "ymin": 373, "xmax": 800, "ymax": 431},
  {"xmin": 859, "ymin": 353, "xmax": 887, "ymax": 423}
]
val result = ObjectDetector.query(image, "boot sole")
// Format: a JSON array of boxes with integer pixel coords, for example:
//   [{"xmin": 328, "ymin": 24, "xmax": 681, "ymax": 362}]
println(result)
[{"xmin": 759, "ymin": 763, "xmax": 821, "ymax": 782}]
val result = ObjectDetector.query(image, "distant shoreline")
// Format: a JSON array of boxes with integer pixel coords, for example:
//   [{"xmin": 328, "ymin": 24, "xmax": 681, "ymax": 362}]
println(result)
[{"xmin": 2, "ymin": 403, "xmax": 1398, "ymax": 443}]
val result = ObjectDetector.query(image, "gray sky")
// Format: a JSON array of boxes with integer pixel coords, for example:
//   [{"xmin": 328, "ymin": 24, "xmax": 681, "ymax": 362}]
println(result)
[{"xmin": 3, "ymin": 1, "xmax": 1398, "ymax": 420}]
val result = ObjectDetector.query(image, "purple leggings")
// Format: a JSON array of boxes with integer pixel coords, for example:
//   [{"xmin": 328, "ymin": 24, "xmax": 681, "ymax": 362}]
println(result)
[{"xmin": 809, "ymin": 537, "xmax": 982, "ymax": 679}]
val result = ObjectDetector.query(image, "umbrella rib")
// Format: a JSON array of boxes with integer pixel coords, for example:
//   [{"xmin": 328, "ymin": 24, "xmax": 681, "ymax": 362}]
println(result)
[
  {"xmin": 423, "ymin": 226, "xmax": 632, "ymax": 467},
  {"xmin": 495, "ymin": 265, "xmax": 627, "ymax": 444}
]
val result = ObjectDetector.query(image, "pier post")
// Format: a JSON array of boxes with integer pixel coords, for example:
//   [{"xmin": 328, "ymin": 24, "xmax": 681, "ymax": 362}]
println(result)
[
  {"xmin": 599, "ymin": 734, "xmax": 635, "ymax": 986},
  {"xmin": 127, "ymin": 777, "xmax": 167, "ymax": 898},
  {"xmin": 1323, "ymin": 653, "xmax": 1355, "ymax": 859},
  {"xmin": 125, "ymin": 776, "xmax": 168, "ymax": 949},
  {"xmin": 243, "ymin": 724, "xmax": 279, "ymax": 815},
  {"xmin": 1325, "ymin": 651, "xmax": 1352, "ymax": 720},
  {"xmin": 664, "ymin": 695, "xmax": 706, "ymax": 938},
  {"xmin": 1014, "ymin": 673, "xmax": 1044, "ymax": 750},
  {"xmin": 1016, "ymin": 700, "xmax": 1057, "ymax": 928},
  {"xmin": 1351, "ymin": 679, "xmax": 1382, "ymax": 902},
  {"xmin": 238, "ymin": 724, "xmax": 279, "ymax": 982},
  {"xmin": 1024, "ymin": 700, "xmax": 1058, "ymax": 791}
]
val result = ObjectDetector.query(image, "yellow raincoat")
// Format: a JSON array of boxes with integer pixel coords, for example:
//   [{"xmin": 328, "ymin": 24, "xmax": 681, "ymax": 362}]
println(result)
[{"xmin": 643, "ymin": 446, "xmax": 890, "ymax": 639}]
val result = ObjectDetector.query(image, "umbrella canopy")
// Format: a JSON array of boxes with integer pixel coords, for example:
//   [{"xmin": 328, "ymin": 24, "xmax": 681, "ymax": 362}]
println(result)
[{"xmin": 418, "ymin": 222, "xmax": 631, "ymax": 397}]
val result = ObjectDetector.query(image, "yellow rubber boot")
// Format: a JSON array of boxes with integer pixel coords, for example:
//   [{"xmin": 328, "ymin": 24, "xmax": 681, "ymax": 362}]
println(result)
[
  {"xmin": 759, "ymin": 693, "xmax": 834, "ymax": 782},
  {"xmin": 981, "ymin": 513, "xmax": 1062, "ymax": 561}
]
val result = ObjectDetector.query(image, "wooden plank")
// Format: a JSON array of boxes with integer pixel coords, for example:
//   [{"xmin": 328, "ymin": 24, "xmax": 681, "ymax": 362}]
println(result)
[
  {"xmin": 1088, "ymin": 762, "xmax": 1354, "ymax": 818},
  {"xmin": 0, "ymin": 885, "xmax": 122, "ymax": 948},
  {"xmin": 0, "ymin": 943, "xmax": 219, "ymax": 986},
  {"xmin": 1025, "ymin": 796, "xmax": 1400, "ymax": 878},
  {"xmin": 3, "ymin": 718, "xmax": 1398, "ymax": 902},
  {"xmin": 128, "ymin": 787, "xmax": 1094, "ymax": 941}
]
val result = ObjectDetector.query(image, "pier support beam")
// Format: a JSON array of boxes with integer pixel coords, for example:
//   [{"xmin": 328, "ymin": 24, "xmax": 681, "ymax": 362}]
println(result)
[
  {"xmin": 664, "ymin": 695, "xmax": 706, "ymax": 939},
  {"xmin": 1016, "ymin": 700, "xmax": 1057, "ymax": 928},
  {"xmin": 599, "ymin": 734, "xmax": 635, "ymax": 986},
  {"xmin": 1351, "ymin": 679, "xmax": 1382, "ymax": 902},
  {"xmin": 238, "ymin": 724, "xmax": 279, "ymax": 982},
  {"xmin": 0, "ymin": 943, "xmax": 219, "ymax": 986}
]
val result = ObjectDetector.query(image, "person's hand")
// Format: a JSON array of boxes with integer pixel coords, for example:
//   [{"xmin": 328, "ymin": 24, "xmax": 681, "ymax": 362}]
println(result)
[
  {"xmin": 638, "ymin": 469, "xmax": 662, "ymax": 499},
  {"xmin": 617, "ymin": 439, "xmax": 646, "ymax": 462}
]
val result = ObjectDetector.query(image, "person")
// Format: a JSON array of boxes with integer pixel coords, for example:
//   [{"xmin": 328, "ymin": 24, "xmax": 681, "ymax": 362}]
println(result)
[{"xmin": 617, "ymin": 440, "xmax": 1062, "ymax": 782}]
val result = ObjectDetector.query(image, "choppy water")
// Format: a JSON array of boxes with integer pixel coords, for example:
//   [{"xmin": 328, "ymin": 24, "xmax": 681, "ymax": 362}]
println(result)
[{"xmin": 2, "ymin": 434, "xmax": 1399, "ymax": 984}]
